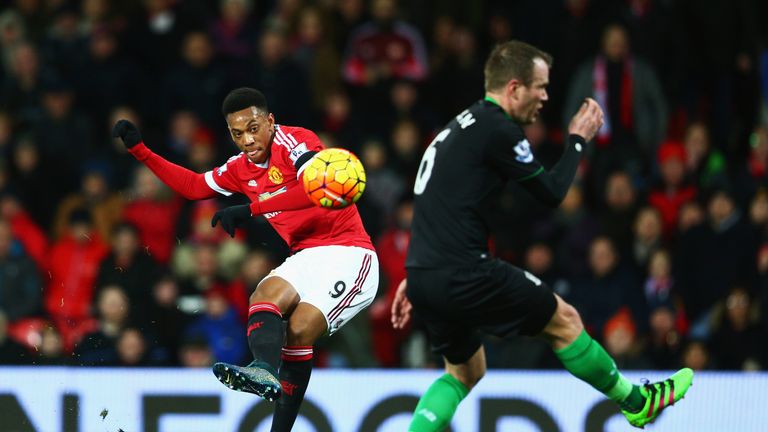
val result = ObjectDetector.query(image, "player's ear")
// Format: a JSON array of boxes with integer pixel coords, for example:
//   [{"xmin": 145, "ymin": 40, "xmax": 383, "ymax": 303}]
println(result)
[{"xmin": 506, "ymin": 79, "xmax": 521, "ymax": 102}]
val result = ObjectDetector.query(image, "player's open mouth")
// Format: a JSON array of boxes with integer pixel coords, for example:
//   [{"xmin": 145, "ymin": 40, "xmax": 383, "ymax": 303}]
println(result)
[{"xmin": 247, "ymin": 149, "xmax": 262, "ymax": 157}]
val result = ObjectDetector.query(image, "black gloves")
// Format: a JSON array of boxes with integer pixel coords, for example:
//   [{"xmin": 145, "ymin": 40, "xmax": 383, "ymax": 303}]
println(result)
[
  {"xmin": 211, "ymin": 204, "xmax": 252, "ymax": 237},
  {"xmin": 112, "ymin": 119, "xmax": 143, "ymax": 148}
]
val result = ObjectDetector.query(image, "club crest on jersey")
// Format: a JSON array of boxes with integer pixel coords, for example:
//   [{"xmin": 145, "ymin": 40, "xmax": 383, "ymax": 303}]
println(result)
[
  {"xmin": 514, "ymin": 139, "xmax": 534, "ymax": 163},
  {"xmin": 268, "ymin": 166, "xmax": 283, "ymax": 184}
]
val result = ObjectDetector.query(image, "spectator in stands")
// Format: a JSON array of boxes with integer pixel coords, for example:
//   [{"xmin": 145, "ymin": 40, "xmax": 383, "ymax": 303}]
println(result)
[
  {"xmin": 248, "ymin": 24, "xmax": 312, "ymax": 126},
  {"xmin": 34, "ymin": 326, "xmax": 69, "ymax": 365},
  {"xmin": 116, "ymin": 327, "xmax": 165, "ymax": 367},
  {"xmin": 164, "ymin": 110, "xmax": 201, "ymax": 165},
  {"xmin": 185, "ymin": 287, "xmax": 247, "ymax": 364},
  {"xmin": 525, "ymin": 242, "xmax": 570, "ymax": 296},
  {"xmin": 186, "ymin": 127, "xmax": 219, "ymax": 175},
  {"xmin": 389, "ymin": 118, "xmax": 423, "ymax": 183},
  {"xmin": 342, "ymin": 0, "xmax": 428, "ymax": 126},
  {"xmin": 648, "ymin": 141, "xmax": 697, "ymax": 237},
  {"xmin": 676, "ymin": 188, "xmax": 758, "ymax": 338},
  {"xmin": 564, "ymin": 23, "xmax": 667, "ymax": 187},
  {"xmin": 122, "ymin": 165, "xmax": 182, "ymax": 265},
  {"xmin": 358, "ymin": 138, "xmax": 405, "ymax": 228},
  {"xmin": 39, "ymin": 5, "xmax": 87, "ymax": 90},
  {"xmin": 164, "ymin": 31, "xmax": 227, "ymax": 127},
  {"xmin": 290, "ymin": 5, "xmax": 342, "ymax": 111},
  {"xmin": 536, "ymin": 184, "xmax": 600, "ymax": 279},
  {"xmin": 370, "ymin": 195, "xmax": 412, "ymax": 367},
  {"xmin": 683, "ymin": 121, "xmax": 728, "ymax": 194},
  {"xmin": 568, "ymin": 236, "xmax": 647, "ymax": 338},
  {"xmin": 737, "ymin": 126, "xmax": 768, "ymax": 198},
  {"xmin": 75, "ymin": 26, "xmax": 143, "ymax": 134},
  {"xmin": 148, "ymin": 275, "xmax": 189, "ymax": 365},
  {"xmin": 709, "ymin": 286, "xmax": 764, "ymax": 370},
  {"xmin": 175, "ymin": 241, "xmax": 243, "ymax": 317},
  {"xmin": 647, "ymin": 305, "xmax": 682, "ymax": 370},
  {"xmin": 677, "ymin": 201, "xmax": 705, "ymax": 235},
  {"xmin": 342, "ymin": 0, "xmax": 428, "ymax": 87},
  {"xmin": 599, "ymin": 171, "xmax": 639, "ymax": 257},
  {"xmin": 172, "ymin": 199, "xmax": 247, "ymax": 281},
  {"xmin": 602, "ymin": 308, "xmax": 652, "ymax": 370},
  {"xmin": 209, "ymin": 0, "xmax": 259, "ymax": 68},
  {"xmin": 1, "ymin": 42, "xmax": 43, "ymax": 126},
  {"xmin": 95, "ymin": 222, "xmax": 159, "ymax": 326},
  {"xmin": 0, "ymin": 193, "xmax": 48, "ymax": 271},
  {"xmin": 427, "ymin": 24, "xmax": 484, "ymax": 123},
  {"xmin": 680, "ymin": 340, "xmax": 711, "ymax": 371},
  {"xmin": 32, "ymin": 77, "xmax": 93, "ymax": 188},
  {"xmin": 74, "ymin": 284, "xmax": 131, "ymax": 366},
  {"xmin": 178, "ymin": 334, "xmax": 214, "ymax": 368},
  {"xmin": 0, "ymin": 311, "xmax": 29, "ymax": 364},
  {"xmin": 99, "ymin": 106, "xmax": 142, "ymax": 191},
  {"xmin": 46, "ymin": 209, "xmax": 109, "ymax": 347},
  {"xmin": 644, "ymin": 249, "xmax": 674, "ymax": 307},
  {"xmin": 630, "ymin": 207, "xmax": 663, "ymax": 272},
  {"xmin": 0, "ymin": 218, "xmax": 41, "ymax": 322},
  {"xmin": 229, "ymin": 249, "xmax": 275, "ymax": 322},
  {"xmin": 52, "ymin": 162, "xmax": 123, "ymax": 242},
  {"xmin": 318, "ymin": 88, "xmax": 363, "ymax": 151},
  {"xmin": 7, "ymin": 137, "xmax": 53, "ymax": 227}
]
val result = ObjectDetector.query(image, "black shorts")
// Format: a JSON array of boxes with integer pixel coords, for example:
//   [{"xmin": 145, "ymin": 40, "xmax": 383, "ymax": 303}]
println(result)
[{"xmin": 406, "ymin": 259, "xmax": 557, "ymax": 364}]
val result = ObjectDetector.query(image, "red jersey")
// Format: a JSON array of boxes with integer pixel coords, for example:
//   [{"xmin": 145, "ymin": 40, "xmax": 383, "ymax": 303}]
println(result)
[{"xmin": 205, "ymin": 125, "xmax": 373, "ymax": 252}]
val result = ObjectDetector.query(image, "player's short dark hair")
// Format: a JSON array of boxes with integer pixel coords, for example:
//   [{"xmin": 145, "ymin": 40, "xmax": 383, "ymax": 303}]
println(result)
[
  {"xmin": 484, "ymin": 40, "xmax": 553, "ymax": 91},
  {"xmin": 221, "ymin": 87, "xmax": 269, "ymax": 116}
]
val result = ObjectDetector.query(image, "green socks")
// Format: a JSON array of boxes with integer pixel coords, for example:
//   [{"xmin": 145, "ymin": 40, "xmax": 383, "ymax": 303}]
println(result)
[
  {"xmin": 555, "ymin": 330, "xmax": 644, "ymax": 412},
  {"xmin": 409, "ymin": 373, "xmax": 469, "ymax": 432}
]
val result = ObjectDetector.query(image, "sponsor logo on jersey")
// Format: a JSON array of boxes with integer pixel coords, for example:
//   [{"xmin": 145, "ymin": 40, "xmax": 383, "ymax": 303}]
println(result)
[
  {"xmin": 514, "ymin": 139, "xmax": 534, "ymax": 163},
  {"xmin": 274, "ymin": 126, "xmax": 309, "ymax": 162},
  {"xmin": 268, "ymin": 166, "xmax": 283, "ymax": 184},
  {"xmin": 263, "ymin": 211, "xmax": 281, "ymax": 219},
  {"xmin": 258, "ymin": 186, "xmax": 288, "ymax": 202},
  {"xmin": 248, "ymin": 179, "xmax": 258, "ymax": 187}
]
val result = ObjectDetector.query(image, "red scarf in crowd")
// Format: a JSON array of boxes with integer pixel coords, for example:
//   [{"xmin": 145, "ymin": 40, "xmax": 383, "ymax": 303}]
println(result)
[{"xmin": 593, "ymin": 56, "xmax": 634, "ymax": 146}]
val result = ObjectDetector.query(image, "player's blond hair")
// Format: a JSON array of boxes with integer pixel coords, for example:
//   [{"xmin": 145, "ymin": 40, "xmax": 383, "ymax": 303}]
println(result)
[{"xmin": 484, "ymin": 40, "xmax": 553, "ymax": 91}]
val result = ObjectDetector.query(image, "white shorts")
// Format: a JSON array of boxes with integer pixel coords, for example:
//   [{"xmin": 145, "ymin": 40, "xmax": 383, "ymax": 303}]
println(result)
[{"xmin": 262, "ymin": 245, "xmax": 379, "ymax": 335}]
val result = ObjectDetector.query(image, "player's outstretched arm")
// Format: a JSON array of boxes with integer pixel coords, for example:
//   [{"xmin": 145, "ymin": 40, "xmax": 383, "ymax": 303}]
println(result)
[
  {"xmin": 250, "ymin": 177, "xmax": 315, "ymax": 215},
  {"xmin": 112, "ymin": 120, "xmax": 217, "ymax": 200},
  {"xmin": 518, "ymin": 99, "xmax": 603, "ymax": 207},
  {"xmin": 391, "ymin": 278, "xmax": 412, "ymax": 330}
]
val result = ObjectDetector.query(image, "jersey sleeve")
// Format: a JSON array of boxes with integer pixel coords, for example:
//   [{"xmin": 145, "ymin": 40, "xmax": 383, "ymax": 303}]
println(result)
[
  {"xmin": 274, "ymin": 126, "xmax": 325, "ymax": 179},
  {"xmin": 204, "ymin": 155, "xmax": 243, "ymax": 196},
  {"xmin": 485, "ymin": 123, "xmax": 544, "ymax": 182}
]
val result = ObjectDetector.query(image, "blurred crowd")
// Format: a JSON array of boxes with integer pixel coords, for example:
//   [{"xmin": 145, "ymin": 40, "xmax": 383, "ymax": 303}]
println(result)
[{"xmin": 0, "ymin": 0, "xmax": 767, "ymax": 372}]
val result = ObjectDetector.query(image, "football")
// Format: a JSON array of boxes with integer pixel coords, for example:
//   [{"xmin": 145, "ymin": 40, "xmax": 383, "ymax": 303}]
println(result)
[{"xmin": 302, "ymin": 148, "xmax": 366, "ymax": 209}]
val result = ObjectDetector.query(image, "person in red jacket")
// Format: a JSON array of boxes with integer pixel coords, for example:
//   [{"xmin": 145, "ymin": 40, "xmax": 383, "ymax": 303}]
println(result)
[
  {"xmin": 648, "ymin": 140, "xmax": 697, "ymax": 237},
  {"xmin": 370, "ymin": 195, "xmax": 412, "ymax": 367},
  {"xmin": 45, "ymin": 209, "xmax": 108, "ymax": 351},
  {"xmin": 112, "ymin": 87, "xmax": 379, "ymax": 432}
]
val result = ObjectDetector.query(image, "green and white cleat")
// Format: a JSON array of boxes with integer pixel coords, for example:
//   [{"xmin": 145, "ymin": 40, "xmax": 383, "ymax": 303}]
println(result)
[
  {"xmin": 212, "ymin": 360, "xmax": 281, "ymax": 401},
  {"xmin": 622, "ymin": 368, "xmax": 694, "ymax": 428}
]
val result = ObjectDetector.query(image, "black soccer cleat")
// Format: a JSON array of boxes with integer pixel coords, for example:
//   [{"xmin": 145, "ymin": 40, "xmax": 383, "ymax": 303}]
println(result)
[{"xmin": 212, "ymin": 360, "xmax": 281, "ymax": 401}]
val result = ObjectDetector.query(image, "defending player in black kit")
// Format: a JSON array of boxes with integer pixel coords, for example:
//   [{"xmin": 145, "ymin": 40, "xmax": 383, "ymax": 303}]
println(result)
[{"xmin": 391, "ymin": 40, "xmax": 693, "ymax": 431}]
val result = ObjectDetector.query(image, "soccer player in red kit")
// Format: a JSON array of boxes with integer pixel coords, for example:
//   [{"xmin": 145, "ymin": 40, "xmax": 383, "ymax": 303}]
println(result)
[{"xmin": 112, "ymin": 88, "xmax": 379, "ymax": 432}]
